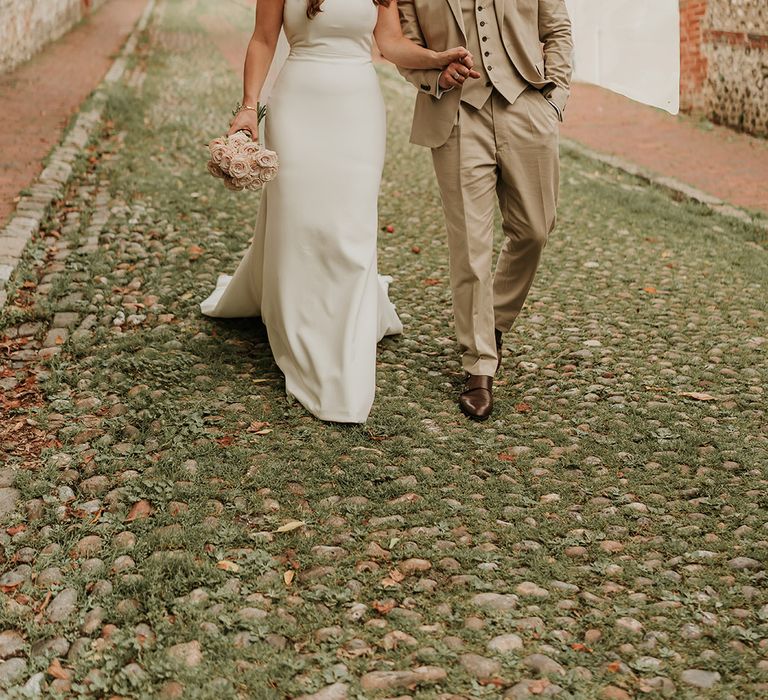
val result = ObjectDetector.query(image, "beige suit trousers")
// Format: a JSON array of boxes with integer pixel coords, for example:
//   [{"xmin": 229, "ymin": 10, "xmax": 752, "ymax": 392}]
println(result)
[{"xmin": 432, "ymin": 87, "xmax": 560, "ymax": 377}]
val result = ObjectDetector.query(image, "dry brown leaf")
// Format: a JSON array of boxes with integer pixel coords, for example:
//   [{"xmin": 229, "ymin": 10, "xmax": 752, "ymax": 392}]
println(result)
[
  {"xmin": 372, "ymin": 599, "xmax": 396, "ymax": 614},
  {"xmin": 275, "ymin": 520, "xmax": 306, "ymax": 533},
  {"xmin": 388, "ymin": 569, "xmax": 405, "ymax": 583},
  {"xmin": 47, "ymin": 658, "xmax": 71, "ymax": 680},
  {"xmin": 125, "ymin": 499, "xmax": 153, "ymax": 523},
  {"xmin": 188, "ymin": 245, "xmax": 204, "ymax": 260},
  {"xmin": 680, "ymin": 391, "xmax": 717, "ymax": 401},
  {"xmin": 217, "ymin": 560, "xmax": 240, "ymax": 573},
  {"xmin": 283, "ymin": 570, "xmax": 295, "ymax": 586}
]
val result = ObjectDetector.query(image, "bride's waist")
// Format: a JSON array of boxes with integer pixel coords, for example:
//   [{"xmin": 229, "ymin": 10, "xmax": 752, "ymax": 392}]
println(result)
[{"xmin": 287, "ymin": 48, "xmax": 373, "ymax": 65}]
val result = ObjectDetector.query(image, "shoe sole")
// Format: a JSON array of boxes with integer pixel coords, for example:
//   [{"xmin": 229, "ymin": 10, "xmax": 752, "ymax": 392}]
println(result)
[{"xmin": 459, "ymin": 404, "xmax": 492, "ymax": 421}]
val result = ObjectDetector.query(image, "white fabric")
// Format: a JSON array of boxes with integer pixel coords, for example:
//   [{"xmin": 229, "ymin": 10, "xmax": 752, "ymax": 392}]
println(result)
[
  {"xmin": 566, "ymin": 0, "xmax": 680, "ymax": 114},
  {"xmin": 201, "ymin": 0, "xmax": 403, "ymax": 423}
]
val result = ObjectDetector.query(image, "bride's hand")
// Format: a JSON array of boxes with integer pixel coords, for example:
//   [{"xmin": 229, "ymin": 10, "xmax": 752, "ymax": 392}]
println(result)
[
  {"xmin": 434, "ymin": 47, "xmax": 475, "ymax": 70},
  {"xmin": 228, "ymin": 109, "xmax": 260, "ymax": 140}
]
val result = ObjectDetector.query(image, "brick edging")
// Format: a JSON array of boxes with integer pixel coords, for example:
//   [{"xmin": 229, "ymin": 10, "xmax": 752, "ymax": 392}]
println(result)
[
  {"xmin": 0, "ymin": 0, "xmax": 157, "ymax": 311},
  {"xmin": 560, "ymin": 138, "xmax": 768, "ymax": 232}
]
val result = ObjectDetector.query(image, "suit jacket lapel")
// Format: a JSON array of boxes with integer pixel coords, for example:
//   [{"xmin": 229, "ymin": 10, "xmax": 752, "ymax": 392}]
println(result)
[{"xmin": 446, "ymin": 0, "xmax": 466, "ymax": 38}]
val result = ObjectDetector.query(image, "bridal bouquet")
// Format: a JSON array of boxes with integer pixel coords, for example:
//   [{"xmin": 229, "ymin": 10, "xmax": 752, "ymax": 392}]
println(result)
[{"xmin": 207, "ymin": 127, "xmax": 279, "ymax": 192}]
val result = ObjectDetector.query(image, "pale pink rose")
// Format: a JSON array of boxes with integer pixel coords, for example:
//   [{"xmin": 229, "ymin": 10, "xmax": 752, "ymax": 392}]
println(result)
[
  {"xmin": 249, "ymin": 172, "xmax": 266, "ymax": 189},
  {"xmin": 229, "ymin": 131, "xmax": 251, "ymax": 147},
  {"xmin": 241, "ymin": 141, "xmax": 261, "ymax": 156},
  {"xmin": 207, "ymin": 161, "xmax": 226, "ymax": 179},
  {"xmin": 260, "ymin": 166, "xmax": 278, "ymax": 183},
  {"xmin": 229, "ymin": 155, "xmax": 250, "ymax": 179},
  {"xmin": 223, "ymin": 175, "xmax": 245, "ymax": 191},
  {"xmin": 208, "ymin": 136, "xmax": 228, "ymax": 165},
  {"xmin": 255, "ymin": 149, "xmax": 279, "ymax": 169},
  {"xmin": 220, "ymin": 152, "xmax": 233, "ymax": 172}
]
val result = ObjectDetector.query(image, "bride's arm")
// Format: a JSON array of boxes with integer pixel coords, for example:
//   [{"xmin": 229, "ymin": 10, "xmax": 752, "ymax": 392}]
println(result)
[
  {"xmin": 374, "ymin": 1, "xmax": 473, "ymax": 70},
  {"xmin": 228, "ymin": 0, "xmax": 284, "ymax": 137}
]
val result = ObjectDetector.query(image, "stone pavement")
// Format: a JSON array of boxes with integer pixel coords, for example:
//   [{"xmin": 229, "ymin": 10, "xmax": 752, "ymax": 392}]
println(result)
[
  {"xmin": 562, "ymin": 82, "xmax": 768, "ymax": 216},
  {"xmin": 0, "ymin": 1, "xmax": 767, "ymax": 698}
]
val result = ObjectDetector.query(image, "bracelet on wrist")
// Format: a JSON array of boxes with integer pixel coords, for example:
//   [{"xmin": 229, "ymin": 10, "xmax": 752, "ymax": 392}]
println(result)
[{"xmin": 233, "ymin": 102, "xmax": 269, "ymax": 123}]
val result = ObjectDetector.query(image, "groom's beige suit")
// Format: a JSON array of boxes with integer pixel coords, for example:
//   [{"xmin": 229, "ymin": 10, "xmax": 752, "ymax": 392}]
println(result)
[{"xmin": 398, "ymin": 0, "xmax": 573, "ymax": 377}]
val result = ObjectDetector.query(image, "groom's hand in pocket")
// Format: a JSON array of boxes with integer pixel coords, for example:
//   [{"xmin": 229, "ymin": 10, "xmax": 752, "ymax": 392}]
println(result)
[{"xmin": 439, "ymin": 61, "xmax": 481, "ymax": 90}]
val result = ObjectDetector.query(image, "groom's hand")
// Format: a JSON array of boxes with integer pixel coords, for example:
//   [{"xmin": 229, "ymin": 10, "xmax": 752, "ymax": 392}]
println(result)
[{"xmin": 439, "ymin": 61, "xmax": 481, "ymax": 90}]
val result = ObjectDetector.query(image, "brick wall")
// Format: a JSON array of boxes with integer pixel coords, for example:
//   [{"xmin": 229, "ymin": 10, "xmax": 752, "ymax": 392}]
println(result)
[
  {"xmin": 0, "ymin": 0, "xmax": 108, "ymax": 74},
  {"xmin": 680, "ymin": 0, "xmax": 768, "ymax": 136}
]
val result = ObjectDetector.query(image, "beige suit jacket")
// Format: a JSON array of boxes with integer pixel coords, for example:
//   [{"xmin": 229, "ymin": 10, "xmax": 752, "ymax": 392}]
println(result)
[{"xmin": 398, "ymin": 0, "xmax": 573, "ymax": 148}]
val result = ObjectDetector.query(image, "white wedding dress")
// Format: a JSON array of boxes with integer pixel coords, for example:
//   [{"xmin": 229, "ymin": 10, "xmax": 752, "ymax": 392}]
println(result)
[{"xmin": 200, "ymin": 0, "xmax": 403, "ymax": 423}]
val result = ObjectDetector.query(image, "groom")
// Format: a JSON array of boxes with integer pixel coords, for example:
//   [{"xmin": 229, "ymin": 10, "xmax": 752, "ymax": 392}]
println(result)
[{"xmin": 398, "ymin": 0, "xmax": 573, "ymax": 420}]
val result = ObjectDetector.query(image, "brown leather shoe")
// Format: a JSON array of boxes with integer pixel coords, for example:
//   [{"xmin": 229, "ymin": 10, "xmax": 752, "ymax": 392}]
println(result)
[
  {"xmin": 459, "ymin": 374, "xmax": 494, "ymax": 421},
  {"xmin": 495, "ymin": 328, "xmax": 503, "ymax": 373}
]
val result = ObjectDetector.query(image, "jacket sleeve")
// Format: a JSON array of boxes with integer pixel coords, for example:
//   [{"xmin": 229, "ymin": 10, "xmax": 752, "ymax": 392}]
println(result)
[
  {"xmin": 539, "ymin": 0, "xmax": 573, "ymax": 116},
  {"xmin": 396, "ymin": 0, "xmax": 445, "ymax": 98}
]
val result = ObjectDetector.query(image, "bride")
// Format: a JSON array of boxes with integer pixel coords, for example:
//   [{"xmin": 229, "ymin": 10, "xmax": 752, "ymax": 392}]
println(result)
[{"xmin": 200, "ymin": 0, "xmax": 475, "ymax": 423}]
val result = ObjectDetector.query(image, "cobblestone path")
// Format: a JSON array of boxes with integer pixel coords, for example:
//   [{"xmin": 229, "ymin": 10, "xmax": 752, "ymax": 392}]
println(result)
[{"xmin": 1, "ymin": 1, "xmax": 766, "ymax": 698}]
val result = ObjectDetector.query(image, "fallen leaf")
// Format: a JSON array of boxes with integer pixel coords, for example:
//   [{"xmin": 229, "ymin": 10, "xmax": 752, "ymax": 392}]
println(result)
[
  {"xmin": 372, "ymin": 599, "xmax": 395, "ymax": 614},
  {"xmin": 275, "ymin": 520, "xmax": 306, "ymax": 533},
  {"xmin": 606, "ymin": 661, "xmax": 622, "ymax": 673},
  {"xmin": 515, "ymin": 402, "xmax": 532, "ymax": 413},
  {"xmin": 6, "ymin": 524, "xmax": 25, "ymax": 536},
  {"xmin": 247, "ymin": 421, "xmax": 271, "ymax": 433},
  {"xmin": 283, "ymin": 570, "xmax": 295, "ymax": 586},
  {"xmin": 34, "ymin": 590, "xmax": 52, "ymax": 622},
  {"xmin": 680, "ymin": 391, "xmax": 717, "ymax": 401},
  {"xmin": 411, "ymin": 245, "xmax": 421, "ymax": 254},
  {"xmin": 47, "ymin": 658, "xmax": 71, "ymax": 680},
  {"xmin": 423, "ymin": 278, "xmax": 441, "ymax": 286},
  {"xmin": 642, "ymin": 286, "xmax": 658, "ymax": 294},
  {"xmin": 388, "ymin": 569, "xmax": 405, "ymax": 583},
  {"xmin": 188, "ymin": 245, "xmax": 204, "ymax": 260},
  {"xmin": 570, "ymin": 643, "xmax": 592, "ymax": 653},
  {"xmin": 217, "ymin": 560, "xmax": 240, "ymax": 573},
  {"xmin": 125, "ymin": 499, "xmax": 153, "ymax": 523},
  {"xmin": 497, "ymin": 452, "xmax": 516, "ymax": 463}
]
